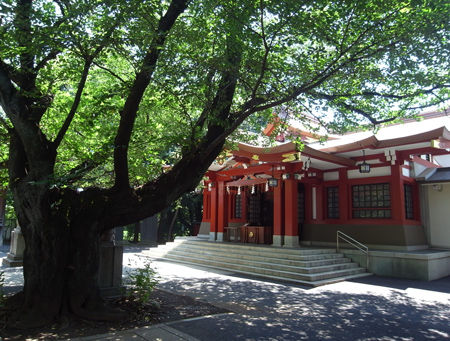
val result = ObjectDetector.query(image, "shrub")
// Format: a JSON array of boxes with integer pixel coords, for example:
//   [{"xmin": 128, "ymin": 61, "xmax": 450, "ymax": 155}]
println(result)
[{"xmin": 127, "ymin": 259, "xmax": 159, "ymax": 304}]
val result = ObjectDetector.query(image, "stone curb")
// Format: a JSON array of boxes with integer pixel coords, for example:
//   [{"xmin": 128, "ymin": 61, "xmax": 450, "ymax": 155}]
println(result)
[{"xmin": 69, "ymin": 313, "xmax": 234, "ymax": 341}]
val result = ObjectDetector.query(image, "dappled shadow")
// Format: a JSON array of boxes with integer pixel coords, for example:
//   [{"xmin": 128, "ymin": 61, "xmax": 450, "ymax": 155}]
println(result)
[
  {"xmin": 3, "ymin": 247, "xmax": 449, "ymax": 340},
  {"xmin": 123, "ymin": 245, "xmax": 153, "ymax": 253},
  {"xmin": 125, "ymin": 252, "xmax": 450, "ymax": 341},
  {"xmin": 349, "ymin": 274, "xmax": 450, "ymax": 294},
  {"xmin": 161, "ymin": 275, "xmax": 450, "ymax": 340},
  {"xmin": 1, "ymin": 266, "xmax": 24, "ymax": 295}
]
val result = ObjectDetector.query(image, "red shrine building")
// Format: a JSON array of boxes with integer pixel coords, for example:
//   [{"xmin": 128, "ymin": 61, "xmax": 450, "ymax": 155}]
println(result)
[{"xmin": 199, "ymin": 111, "xmax": 450, "ymax": 258}]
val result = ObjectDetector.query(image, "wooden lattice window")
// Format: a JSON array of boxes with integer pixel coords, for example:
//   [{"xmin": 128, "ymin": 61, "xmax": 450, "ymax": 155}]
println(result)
[
  {"xmin": 327, "ymin": 186, "xmax": 339, "ymax": 219},
  {"xmin": 404, "ymin": 184, "xmax": 414, "ymax": 219},
  {"xmin": 352, "ymin": 183, "xmax": 391, "ymax": 219},
  {"xmin": 234, "ymin": 194, "xmax": 242, "ymax": 219}
]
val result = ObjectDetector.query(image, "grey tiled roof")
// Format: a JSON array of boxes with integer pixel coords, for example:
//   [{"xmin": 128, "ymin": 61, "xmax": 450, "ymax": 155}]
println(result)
[{"xmin": 420, "ymin": 167, "xmax": 450, "ymax": 182}]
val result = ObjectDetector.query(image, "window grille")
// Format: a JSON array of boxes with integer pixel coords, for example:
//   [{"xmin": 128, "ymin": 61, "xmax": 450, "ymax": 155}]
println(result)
[
  {"xmin": 327, "ymin": 186, "xmax": 339, "ymax": 219},
  {"xmin": 234, "ymin": 194, "xmax": 242, "ymax": 219},
  {"xmin": 404, "ymin": 184, "xmax": 414, "ymax": 219},
  {"xmin": 352, "ymin": 183, "xmax": 391, "ymax": 219}
]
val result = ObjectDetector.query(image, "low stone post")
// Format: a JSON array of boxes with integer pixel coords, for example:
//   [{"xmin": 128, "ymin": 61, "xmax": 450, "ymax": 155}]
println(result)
[
  {"xmin": 98, "ymin": 229, "xmax": 124, "ymax": 297},
  {"xmin": 140, "ymin": 215, "xmax": 158, "ymax": 246},
  {"xmin": 3, "ymin": 223, "xmax": 25, "ymax": 267}
]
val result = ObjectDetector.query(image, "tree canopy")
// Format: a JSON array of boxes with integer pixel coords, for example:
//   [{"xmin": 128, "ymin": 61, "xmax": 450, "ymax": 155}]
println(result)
[
  {"xmin": 1, "ymin": 0, "xmax": 448, "ymax": 190},
  {"xmin": 0, "ymin": 0, "xmax": 449, "ymax": 326}
]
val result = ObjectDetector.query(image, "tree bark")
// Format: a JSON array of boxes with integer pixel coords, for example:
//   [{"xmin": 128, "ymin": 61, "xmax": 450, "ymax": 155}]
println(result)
[
  {"xmin": 167, "ymin": 207, "xmax": 179, "ymax": 242},
  {"xmin": 8, "ymin": 182, "xmax": 127, "ymax": 327},
  {"xmin": 2, "ymin": 0, "xmax": 244, "ymax": 327}
]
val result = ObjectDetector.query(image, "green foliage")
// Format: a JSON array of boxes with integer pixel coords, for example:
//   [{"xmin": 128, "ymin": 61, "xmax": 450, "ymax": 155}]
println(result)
[
  {"xmin": 172, "ymin": 193, "xmax": 202, "ymax": 235},
  {"xmin": 122, "ymin": 225, "xmax": 140, "ymax": 242},
  {"xmin": 0, "ymin": 0, "xmax": 449, "ymax": 190},
  {"xmin": 127, "ymin": 259, "xmax": 159, "ymax": 304}
]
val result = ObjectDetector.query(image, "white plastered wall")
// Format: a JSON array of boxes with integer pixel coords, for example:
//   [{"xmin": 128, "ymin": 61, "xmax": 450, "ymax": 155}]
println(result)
[{"xmin": 421, "ymin": 183, "xmax": 450, "ymax": 249}]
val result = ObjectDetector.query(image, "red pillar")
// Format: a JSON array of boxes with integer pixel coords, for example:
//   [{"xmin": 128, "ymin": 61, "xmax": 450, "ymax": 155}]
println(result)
[
  {"xmin": 209, "ymin": 183, "xmax": 218, "ymax": 240},
  {"xmin": 217, "ymin": 181, "xmax": 227, "ymax": 241},
  {"xmin": 284, "ymin": 178, "xmax": 299, "ymax": 247},
  {"xmin": 272, "ymin": 181, "xmax": 283, "ymax": 246},
  {"xmin": 201, "ymin": 189, "xmax": 209, "ymax": 222}
]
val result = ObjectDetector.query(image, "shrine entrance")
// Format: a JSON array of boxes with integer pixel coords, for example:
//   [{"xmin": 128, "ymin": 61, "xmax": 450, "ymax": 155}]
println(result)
[{"xmin": 244, "ymin": 188, "xmax": 273, "ymax": 244}]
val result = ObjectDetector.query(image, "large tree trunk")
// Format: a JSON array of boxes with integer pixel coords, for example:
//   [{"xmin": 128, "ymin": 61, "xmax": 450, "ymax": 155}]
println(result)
[
  {"xmin": 2, "ymin": 0, "xmax": 237, "ymax": 328},
  {"xmin": 9, "ymin": 183, "xmax": 124, "ymax": 327},
  {"xmin": 167, "ymin": 207, "xmax": 179, "ymax": 242}
]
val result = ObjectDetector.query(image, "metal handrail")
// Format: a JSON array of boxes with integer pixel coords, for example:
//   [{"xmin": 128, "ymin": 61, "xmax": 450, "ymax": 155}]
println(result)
[{"xmin": 336, "ymin": 230, "xmax": 369, "ymax": 269}]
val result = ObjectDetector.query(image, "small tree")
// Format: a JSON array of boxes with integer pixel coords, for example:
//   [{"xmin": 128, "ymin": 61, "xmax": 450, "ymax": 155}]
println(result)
[{"xmin": 0, "ymin": 0, "xmax": 448, "ymax": 327}]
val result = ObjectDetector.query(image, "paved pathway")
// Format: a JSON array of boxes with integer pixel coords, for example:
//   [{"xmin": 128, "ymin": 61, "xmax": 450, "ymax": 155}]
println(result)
[{"xmin": 2, "ymin": 246, "xmax": 450, "ymax": 340}]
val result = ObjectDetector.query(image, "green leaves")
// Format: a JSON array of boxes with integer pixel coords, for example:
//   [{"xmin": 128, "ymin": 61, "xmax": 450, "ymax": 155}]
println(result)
[{"xmin": 0, "ymin": 0, "xmax": 448, "ymax": 191}]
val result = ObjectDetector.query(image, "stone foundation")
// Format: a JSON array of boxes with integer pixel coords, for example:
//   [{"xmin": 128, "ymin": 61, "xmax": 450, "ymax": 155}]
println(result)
[
  {"xmin": 342, "ymin": 248, "xmax": 450, "ymax": 281},
  {"xmin": 283, "ymin": 235, "xmax": 299, "ymax": 248},
  {"xmin": 301, "ymin": 223, "xmax": 427, "ymax": 250}
]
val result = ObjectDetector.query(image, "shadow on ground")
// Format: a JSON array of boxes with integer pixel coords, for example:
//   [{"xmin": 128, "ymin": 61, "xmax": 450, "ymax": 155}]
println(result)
[
  {"xmin": 136, "ymin": 259, "xmax": 450, "ymax": 341},
  {"xmin": 166, "ymin": 277, "xmax": 449, "ymax": 340}
]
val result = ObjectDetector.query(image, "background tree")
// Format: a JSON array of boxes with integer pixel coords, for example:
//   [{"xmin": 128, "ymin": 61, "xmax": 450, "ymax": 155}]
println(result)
[{"xmin": 0, "ymin": 0, "xmax": 448, "ymax": 327}]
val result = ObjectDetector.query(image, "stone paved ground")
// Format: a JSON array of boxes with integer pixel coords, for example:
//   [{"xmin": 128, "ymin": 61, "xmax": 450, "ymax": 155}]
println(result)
[
  {"xmin": 2, "ymin": 245, "xmax": 450, "ymax": 340},
  {"xmin": 124, "ymin": 249, "xmax": 450, "ymax": 340}
]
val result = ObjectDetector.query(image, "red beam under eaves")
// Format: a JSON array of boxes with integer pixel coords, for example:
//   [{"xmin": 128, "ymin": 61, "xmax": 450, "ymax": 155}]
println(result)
[
  {"xmin": 232, "ymin": 142, "xmax": 355, "ymax": 167},
  {"xmin": 302, "ymin": 145, "xmax": 356, "ymax": 167}
]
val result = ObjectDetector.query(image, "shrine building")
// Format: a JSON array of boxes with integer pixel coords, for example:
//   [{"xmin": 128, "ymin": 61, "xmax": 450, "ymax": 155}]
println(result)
[{"xmin": 198, "ymin": 111, "xmax": 450, "ymax": 255}]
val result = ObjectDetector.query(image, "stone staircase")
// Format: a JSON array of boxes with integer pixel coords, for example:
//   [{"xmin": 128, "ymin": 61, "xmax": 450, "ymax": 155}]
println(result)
[{"xmin": 143, "ymin": 238, "xmax": 371, "ymax": 286}]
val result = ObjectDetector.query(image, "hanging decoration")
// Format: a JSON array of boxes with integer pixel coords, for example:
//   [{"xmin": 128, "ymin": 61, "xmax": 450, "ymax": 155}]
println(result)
[
  {"xmin": 302, "ymin": 157, "xmax": 311, "ymax": 171},
  {"xmin": 268, "ymin": 166, "xmax": 278, "ymax": 187},
  {"xmin": 359, "ymin": 150, "xmax": 371, "ymax": 173}
]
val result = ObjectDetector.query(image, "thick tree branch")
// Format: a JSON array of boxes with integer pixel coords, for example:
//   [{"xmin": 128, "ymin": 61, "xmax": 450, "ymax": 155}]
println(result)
[
  {"xmin": 52, "ymin": 59, "xmax": 91, "ymax": 149},
  {"xmin": 250, "ymin": 0, "xmax": 270, "ymax": 100},
  {"xmin": 15, "ymin": 0, "xmax": 36, "ymax": 92},
  {"xmin": 310, "ymin": 85, "xmax": 450, "ymax": 101},
  {"xmin": 113, "ymin": 0, "xmax": 189, "ymax": 190},
  {"xmin": 307, "ymin": 91, "xmax": 396, "ymax": 125},
  {"xmin": 0, "ymin": 59, "xmax": 21, "ymax": 87},
  {"xmin": 92, "ymin": 61, "xmax": 128, "ymax": 85},
  {"xmin": 0, "ymin": 62, "xmax": 17, "ymax": 114},
  {"xmin": 35, "ymin": 49, "xmax": 60, "ymax": 72},
  {"xmin": 53, "ymin": 23, "xmax": 119, "ymax": 149},
  {"xmin": 1, "ymin": 56, "xmax": 53, "ymax": 171},
  {"xmin": 106, "ymin": 4, "xmax": 244, "ymax": 226}
]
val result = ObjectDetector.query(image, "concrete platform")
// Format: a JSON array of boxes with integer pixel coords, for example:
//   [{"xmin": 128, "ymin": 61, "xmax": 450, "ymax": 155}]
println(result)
[{"xmin": 342, "ymin": 248, "xmax": 450, "ymax": 280}]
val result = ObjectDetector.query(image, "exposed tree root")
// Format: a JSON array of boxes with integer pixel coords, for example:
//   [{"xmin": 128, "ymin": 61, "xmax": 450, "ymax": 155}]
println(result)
[
  {"xmin": 2, "ymin": 289, "xmax": 128, "ymax": 330},
  {"xmin": 70, "ymin": 294, "xmax": 128, "ymax": 322}
]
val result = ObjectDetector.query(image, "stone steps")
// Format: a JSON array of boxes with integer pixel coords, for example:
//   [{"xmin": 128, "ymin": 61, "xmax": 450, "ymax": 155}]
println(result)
[
  {"xmin": 152, "ymin": 239, "xmax": 346, "ymax": 261},
  {"xmin": 144, "ymin": 238, "xmax": 370, "ymax": 286},
  {"xmin": 170, "ymin": 248, "xmax": 351, "ymax": 268}
]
